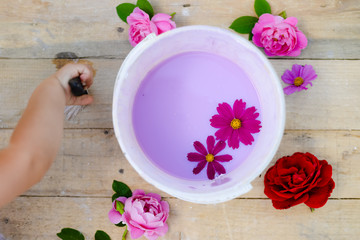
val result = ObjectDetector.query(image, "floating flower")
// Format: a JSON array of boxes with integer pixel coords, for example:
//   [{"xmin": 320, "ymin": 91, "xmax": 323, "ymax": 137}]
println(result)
[
  {"xmin": 282, "ymin": 64, "xmax": 317, "ymax": 95},
  {"xmin": 210, "ymin": 99, "xmax": 261, "ymax": 149},
  {"xmin": 187, "ymin": 136, "xmax": 233, "ymax": 180},
  {"xmin": 252, "ymin": 13, "xmax": 308, "ymax": 56},
  {"xmin": 264, "ymin": 152, "xmax": 335, "ymax": 210}
]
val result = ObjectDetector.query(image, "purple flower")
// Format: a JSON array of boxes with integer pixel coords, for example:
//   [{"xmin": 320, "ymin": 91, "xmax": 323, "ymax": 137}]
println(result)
[
  {"xmin": 282, "ymin": 64, "xmax": 317, "ymax": 95},
  {"xmin": 210, "ymin": 99, "xmax": 262, "ymax": 149},
  {"xmin": 187, "ymin": 136, "xmax": 233, "ymax": 180}
]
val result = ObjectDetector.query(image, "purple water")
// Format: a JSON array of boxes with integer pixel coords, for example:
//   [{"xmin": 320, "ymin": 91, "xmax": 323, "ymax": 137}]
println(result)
[{"xmin": 132, "ymin": 51, "xmax": 261, "ymax": 180}]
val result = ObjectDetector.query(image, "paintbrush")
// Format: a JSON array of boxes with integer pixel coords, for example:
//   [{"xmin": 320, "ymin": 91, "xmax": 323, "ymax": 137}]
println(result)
[
  {"xmin": 54, "ymin": 52, "xmax": 90, "ymax": 121},
  {"xmin": 64, "ymin": 76, "xmax": 89, "ymax": 121}
]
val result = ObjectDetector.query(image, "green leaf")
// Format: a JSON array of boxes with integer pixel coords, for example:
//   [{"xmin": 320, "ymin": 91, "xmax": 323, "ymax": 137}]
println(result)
[
  {"xmin": 170, "ymin": 12, "xmax": 176, "ymax": 18},
  {"xmin": 248, "ymin": 32, "xmax": 254, "ymax": 41},
  {"xmin": 229, "ymin": 16, "xmax": 259, "ymax": 34},
  {"xmin": 112, "ymin": 192, "xmax": 121, "ymax": 202},
  {"xmin": 56, "ymin": 228, "xmax": 85, "ymax": 240},
  {"xmin": 112, "ymin": 180, "xmax": 132, "ymax": 198},
  {"xmin": 116, "ymin": 3, "xmax": 136, "ymax": 23},
  {"xmin": 254, "ymin": 0, "xmax": 272, "ymax": 17},
  {"xmin": 95, "ymin": 230, "xmax": 111, "ymax": 240},
  {"xmin": 116, "ymin": 221, "xmax": 127, "ymax": 227},
  {"xmin": 136, "ymin": 0, "xmax": 154, "ymax": 18},
  {"xmin": 278, "ymin": 10, "xmax": 287, "ymax": 19}
]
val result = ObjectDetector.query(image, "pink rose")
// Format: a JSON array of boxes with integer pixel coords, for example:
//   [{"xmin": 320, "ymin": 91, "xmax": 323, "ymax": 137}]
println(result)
[
  {"xmin": 126, "ymin": 8, "xmax": 176, "ymax": 47},
  {"xmin": 127, "ymin": 7, "xmax": 158, "ymax": 47},
  {"xmin": 252, "ymin": 13, "xmax": 308, "ymax": 56},
  {"xmin": 151, "ymin": 13, "xmax": 176, "ymax": 34},
  {"xmin": 108, "ymin": 189, "xmax": 170, "ymax": 240}
]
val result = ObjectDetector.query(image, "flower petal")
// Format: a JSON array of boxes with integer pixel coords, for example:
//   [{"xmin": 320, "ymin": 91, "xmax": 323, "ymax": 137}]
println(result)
[
  {"xmin": 127, "ymin": 223, "xmax": 145, "ymax": 239},
  {"xmin": 228, "ymin": 129, "xmax": 240, "ymax": 149},
  {"xmin": 216, "ymin": 102, "xmax": 234, "ymax": 120},
  {"xmin": 291, "ymin": 64, "xmax": 302, "ymax": 77},
  {"xmin": 305, "ymin": 179, "xmax": 335, "ymax": 208},
  {"xmin": 283, "ymin": 85, "xmax": 300, "ymax": 95},
  {"xmin": 316, "ymin": 160, "xmax": 333, "ymax": 187},
  {"xmin": 212, "ymin": 139, "xmax": 226, "ymax": 155},
  {"xmin": 242, "ymin": 119, "xmax": 262, "ymax": 133},
  {"xmin": 207, "ymin": 162, "xmax": 216, "ymax": 180},
  {"xmin": 210, "ymin": 114, "xmax": 231, "ymax": 128},
  {"xmin": 187, "ymin": 152, "xmax": 206, "ymax": 162},
  {"xmin": 108, "ymin": 208, "xmax": 122, "ymax": 224},
  {"xmin": 213, "ymin": 161, "xmax": 226, "ymax": 175},
  {"xmin": 206, "ymin": 135, "xmax": 215, "ymax": 154},
  {"xmin": 132, "ymin": 189, "xmax": 145, "ymax": 196},
  {"xmin": 238, "ymin": 128, "xmax": 255, "ymax": 145},
  {"xmin": 193, "ymin": 141, "xmax": 208, "ymax": 155},
  {"xmin": 146, "ymin": 192, "xmax": 162, "ymax": 202},
  {"xmin": 272, "ymin": 194, "xmax": 309, "ymax": 209},
  {"xmin": 214, "ymin": 127, "xmax": 233, "ymax": 141},
  {"xmin": 241, "ymin": 107, "xmax": 258, "ymax": 121},
  {"xmin": 193, "ymin": 161, "xmax": 207, "ymax": 175},
  {"xmin": 233, "ymin": 99, "xmax": 246, "ymax": 119},
  {"xmin": 214, "ymin": 154, "xmax": 233, "ymax": 162},
  {"xmin": 281, "ymin": 69, "xmax": 295, "ymax": 84},
  {"xmin": 301, "ymin": 64, "xmax": 317, "ymax": 81}
]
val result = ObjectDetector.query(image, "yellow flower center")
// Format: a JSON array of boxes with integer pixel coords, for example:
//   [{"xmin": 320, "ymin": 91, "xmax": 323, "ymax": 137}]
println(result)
[
  {"xmin": 206, "ymin": 154, "xmax": 214, "ymax": 162},
  {"xmin": 230, "ymin": 118, "xmax": 242, "ymax": 129},
  {"xmin": 294, "ymin": 77, "xmax": 304, "ymax": 87}
]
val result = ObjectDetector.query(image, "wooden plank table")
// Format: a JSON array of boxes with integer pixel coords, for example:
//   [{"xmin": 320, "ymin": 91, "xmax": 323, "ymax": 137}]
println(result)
[{"xmin": 1, "ymin": 0, "xmax": 359, "ymax": 239}]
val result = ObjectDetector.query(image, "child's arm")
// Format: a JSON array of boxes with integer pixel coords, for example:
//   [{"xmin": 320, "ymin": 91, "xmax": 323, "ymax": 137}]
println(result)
[{"xmin": 0, "ymin": 63, "xmax": 94, "ymax": 207}]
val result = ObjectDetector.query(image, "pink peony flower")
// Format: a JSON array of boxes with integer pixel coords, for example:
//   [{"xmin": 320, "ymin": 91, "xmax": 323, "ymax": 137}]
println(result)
[
  {"xmin": 120, "ymin": 190, "xmax": 169, "ymax": 240},
  {"xmin": 187, "ymin": 135, "xmax": 233, "ymax": 180},
  {"xmin": 151, "ymin": 13, "xmax": 176, "ymax": 34},
  {"xmin": 252, "ymin": 13, "xmax": 308, "ymax": 56},
  {"xmin": 126, "ymin": 8, "xmax": 176, "ymax": 47},
  {"xmin": 210, "ymin": 99, "xmax": 261, "ymax": 149},
  {"xmin": 127, "ymin": 7, "xmax": 158, "ymax": 47},
  {"xmin": 282, "ymin": 64, "xmax": 317, "ymax": 95}
]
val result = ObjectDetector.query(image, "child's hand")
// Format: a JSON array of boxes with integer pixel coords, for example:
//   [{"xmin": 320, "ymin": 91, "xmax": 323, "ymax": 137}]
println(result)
[{"xmin": 54, "ymin": 63, "xmax": 94, "ymax": 105}]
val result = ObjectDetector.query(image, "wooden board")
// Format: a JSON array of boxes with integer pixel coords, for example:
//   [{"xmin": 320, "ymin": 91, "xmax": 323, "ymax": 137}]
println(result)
[
  {"xmin": 0, "ymin": 59, "xmax": 359, "ymax": 130},
  {"xmin": 0, "ymin": 129, "xmax": 358, "ymax": 199},
  {"xmin": 0, "ymin": 197, "xmax": 358, "ymax": 240},
  {"xmin": 0, "ymin": 0, "xmax": 359, "ymax": 59}
]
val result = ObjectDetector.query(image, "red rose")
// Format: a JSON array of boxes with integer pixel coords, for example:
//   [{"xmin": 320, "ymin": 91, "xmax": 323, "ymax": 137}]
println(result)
[{"xmin": 264, "ymin": 152, "xmax": 335, "ymax": 209}]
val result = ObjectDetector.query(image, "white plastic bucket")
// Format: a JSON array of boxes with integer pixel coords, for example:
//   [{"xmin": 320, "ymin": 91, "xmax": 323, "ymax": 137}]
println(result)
[{"xmin": 112, "ymin": 25, "xmax": 285, "ymax": 204}]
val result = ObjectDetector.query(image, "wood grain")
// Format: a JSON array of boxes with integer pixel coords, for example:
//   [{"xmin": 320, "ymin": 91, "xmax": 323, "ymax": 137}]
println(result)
[
  {"xmin": 0, "ymin": 59, "xmax": 359, "ymax": 130},
  {"xmin": 0, "ymin": 197, "xmax": 358, "ymax": 240},
  {"xmin": 0, "ymin": 0, "xmax": 359, "ymax": 59},
  {"xmin": 0, "ymin": 128, "xmax": 358, "ymax": 199}
]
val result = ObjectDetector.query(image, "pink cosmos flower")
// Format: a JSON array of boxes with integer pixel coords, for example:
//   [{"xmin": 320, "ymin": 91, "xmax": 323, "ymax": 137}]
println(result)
[
  {"xmin": 252, "ymin": 13, "xmax": 308, "ymax": 56},
  {"xmin": 126, "ymin": 8, "xmax": 176, "ymax": 47},
  {"xmin": 210, "ymin": 99, "xmax": 261, "ymax": 149},
  {"xmin": 282, "ymin": 64, "xmax": 317, "ymax": 95},
  {"xmin": 151, "ymin": 13, "xmax": 176, "ymax": 34},
  {"xmin": 187, "ymin": 135, "xmax": 233, "ymax": 180},
  {"xmin": 121, "ymin": 190, "xmax": 169, "ymax": 240}
]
